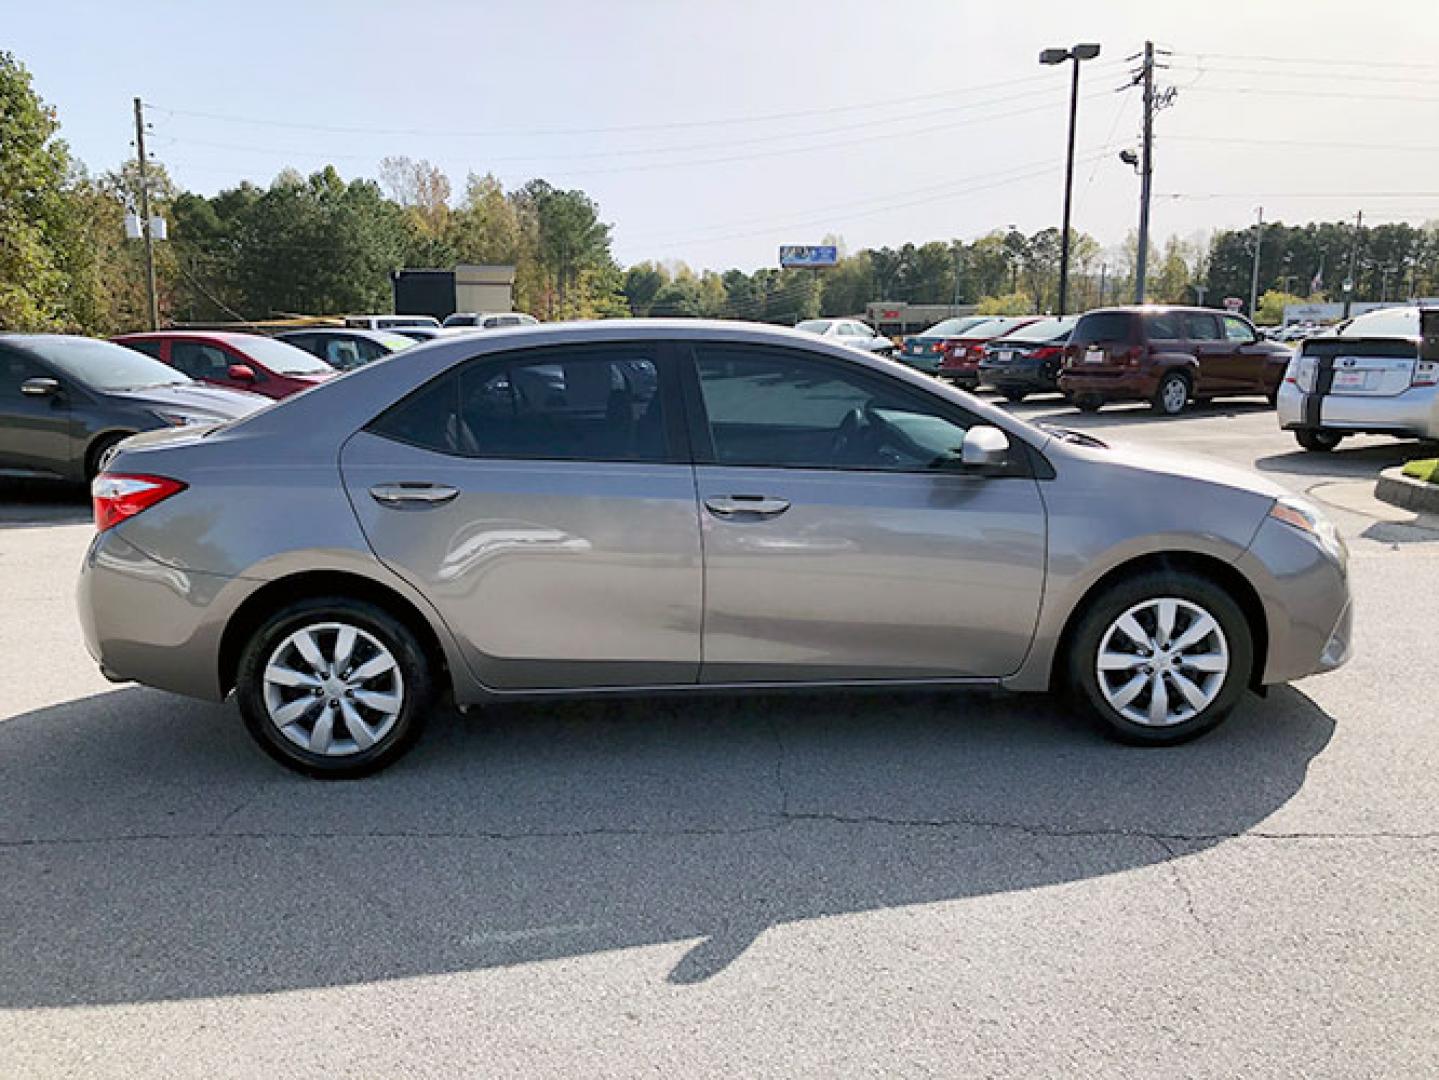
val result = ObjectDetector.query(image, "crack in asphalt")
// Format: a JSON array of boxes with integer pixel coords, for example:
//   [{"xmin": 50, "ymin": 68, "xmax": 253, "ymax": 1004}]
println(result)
[{"xmin": 1, "ymin": 814, "xmax": 1437, "ymax": 850}]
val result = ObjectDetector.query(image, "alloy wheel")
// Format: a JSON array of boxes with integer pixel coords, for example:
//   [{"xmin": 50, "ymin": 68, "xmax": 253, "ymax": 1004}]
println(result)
[
  {"xmin": 1161, "ymin": 377, "xmax": 1188, "ymax": 414},
  {"xmin": 1094, "ymin": 597, "xmax": 1229, "ymax": 727},
  {"xmin": 261, "ymin": 621, "xmax": 405, "ymax": 756}
]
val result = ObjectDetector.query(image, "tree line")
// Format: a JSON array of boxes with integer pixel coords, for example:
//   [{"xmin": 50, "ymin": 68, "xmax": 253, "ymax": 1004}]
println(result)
[{"xmin": 6, "ymin": 51, "xmax": 1439, "ymax": 336}]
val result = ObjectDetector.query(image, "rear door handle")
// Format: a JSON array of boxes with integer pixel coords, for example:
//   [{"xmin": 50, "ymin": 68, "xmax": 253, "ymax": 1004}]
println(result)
[
  {"xmin": 704, "ymin": 495, "xmax": 791, "ymax": 518},
  {"xmin": 369, "ymin": 482, "xmax": 459, "ymax": 507}
]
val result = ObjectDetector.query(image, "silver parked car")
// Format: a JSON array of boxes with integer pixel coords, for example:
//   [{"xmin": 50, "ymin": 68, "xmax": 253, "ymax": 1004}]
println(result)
[
  {"xmin": 795, "ymin": 318, "xmax": 898, "ymax": 358},
  {"xmin": 1276, "ymin": 305, "xmax": 1439, "ymax": 451},
  {"xmin": 79, "ymin": 320, "xmax": 1352, "ymax": 777}
]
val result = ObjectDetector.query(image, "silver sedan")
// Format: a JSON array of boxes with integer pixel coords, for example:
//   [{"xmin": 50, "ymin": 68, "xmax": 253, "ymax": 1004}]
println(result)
[{"xmin": 78, "ymin": 320, "xmax": 1352, "ymax": 777}]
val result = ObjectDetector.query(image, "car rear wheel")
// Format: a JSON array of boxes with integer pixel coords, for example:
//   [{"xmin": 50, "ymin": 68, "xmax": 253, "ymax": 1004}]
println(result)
[
  {"xmin": 1002, "ymin": 389, "xmax": 1029, "ymax": 403},
  {"xmin": 235, "ymin": 598, "xmax": 434, "ymax": 778},
  {"xmin": 1074, "ymin": 395, "xmax": 1103, "ymax": 413},
  {"xmin": 1067, "ymin": 571, "xmax": 1252, "ymax": 746},
  {"xmin": 1295, "ymin": 428, "xmax": 1344, "ymax": 452},
  {"xmin": 1153, "ymin": 372, "xmax": 1191, "ymax": 416}
]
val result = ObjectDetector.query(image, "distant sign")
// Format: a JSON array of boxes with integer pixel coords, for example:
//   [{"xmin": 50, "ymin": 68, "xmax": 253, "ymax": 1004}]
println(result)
[
  {"xmin": 1224, "ymin": 296, "xmax": 1244, "ymax": 312},
  {"xmin": 779, "ymin": 245, "xmax": 838, "ymax": 269}
]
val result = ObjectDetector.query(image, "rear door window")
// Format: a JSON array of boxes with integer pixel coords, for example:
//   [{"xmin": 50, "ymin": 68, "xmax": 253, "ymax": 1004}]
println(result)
[
  {"xmin": 369, "ymin": 346, "xmax": 671, "ymax": 463},
  {"xmin": 1222, "ymin": 316, "xmax": 1255, "ymax": 342},
  {"xmin": 122, "ymin": 339, "xmax": 164, "ymax": 360}
]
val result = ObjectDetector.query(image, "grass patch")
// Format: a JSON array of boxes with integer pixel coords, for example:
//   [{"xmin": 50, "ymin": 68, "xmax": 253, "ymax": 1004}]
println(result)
[{"xmin": 1401, "ymin": 458, "xmax": 1439, "ymax": 484}]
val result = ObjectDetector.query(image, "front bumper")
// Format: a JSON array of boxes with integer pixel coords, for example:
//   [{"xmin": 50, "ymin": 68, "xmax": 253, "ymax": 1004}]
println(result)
[
  {"xmin": 1276, "ymin": 380, "xmax": 1439, "ymax": 438},
  {"xmin": 1235, "ymin": 515, "xmax": 1352, "ymax": 684}
]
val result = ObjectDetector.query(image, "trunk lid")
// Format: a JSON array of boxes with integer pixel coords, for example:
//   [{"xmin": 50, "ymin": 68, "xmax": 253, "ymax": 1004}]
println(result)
[{"xmin": 1303, "ymin": 338, "xmax": 1418, "ymax": 397}]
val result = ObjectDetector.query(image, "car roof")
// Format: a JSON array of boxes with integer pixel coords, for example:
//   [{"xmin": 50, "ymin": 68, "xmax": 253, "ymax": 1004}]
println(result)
[
  {"xmin": 112, "ymin": 329, "xmax": 267, "ymax": 344},
  {"xmin": 277, "ymin": 328, "xmax": 397, "ymax": 342},
  {"xmin": 1081, "ymin": 305, "xmax": 1235, "ymax": 317}
]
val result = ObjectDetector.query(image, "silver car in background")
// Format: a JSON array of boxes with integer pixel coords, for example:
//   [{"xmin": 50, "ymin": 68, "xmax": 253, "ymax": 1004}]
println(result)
[
  {"xmin": 79, "ymin": 320, "xmax": 1352, "ymax": 777},
  {"xmin": 1277, "ymin": 304, "xmax": 1439, "ymax": 451},
  {"xmin": 795, "ymin": 318, "xmax": 898, "ymax": 358}
]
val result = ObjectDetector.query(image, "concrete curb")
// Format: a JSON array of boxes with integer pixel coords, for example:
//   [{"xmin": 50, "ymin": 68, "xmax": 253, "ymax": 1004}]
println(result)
[{"xmin": 1375, "ymin": 466, "xmax": 1439, "ymax": 515}]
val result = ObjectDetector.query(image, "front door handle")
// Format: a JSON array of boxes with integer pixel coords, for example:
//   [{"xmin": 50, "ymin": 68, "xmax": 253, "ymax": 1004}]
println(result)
[
  {"xmin": 369, "ymin": 482, "xmax": 460, "ymax": 507},
  {"xmin": 704, "ymin": 495, "xmax": 791, "ymax": 518}
]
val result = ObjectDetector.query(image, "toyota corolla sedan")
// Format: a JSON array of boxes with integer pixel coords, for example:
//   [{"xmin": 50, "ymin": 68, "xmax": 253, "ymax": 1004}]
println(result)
[{"xmin": 78, "ymin": 320, "xmax": 1353, "ymax": 777}]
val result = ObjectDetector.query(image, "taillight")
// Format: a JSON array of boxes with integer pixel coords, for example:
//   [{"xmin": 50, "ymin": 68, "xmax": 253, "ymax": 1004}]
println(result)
[
  {"xmin": 91, "ymin": 474, "xmax": 187, "ymax": 532},
  {"xmin": 1032, "ymin": 346, "xmax": 1060, "ymax": 360},
  {"xmin": 1413, "ymin": 359, "xmax": 1439, "ymax": 387},
  {"xmin": 1287, "ymin": 354, "xmax": 1318, "ymax": 393}
]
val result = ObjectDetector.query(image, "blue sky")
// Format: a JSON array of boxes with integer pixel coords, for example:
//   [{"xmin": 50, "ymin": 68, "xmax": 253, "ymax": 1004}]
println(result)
[{"xmin": 11, "ymin": 0, "xmax": 1439, "ymax": 270}]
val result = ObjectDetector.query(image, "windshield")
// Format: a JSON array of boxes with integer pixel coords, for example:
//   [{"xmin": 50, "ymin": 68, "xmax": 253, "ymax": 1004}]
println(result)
[
  {"xmin": 32, "ymin": 337, "xmax": 191, "ymax": 390},
  {"xmin": 796, "ymin": 320, "xmax": 833, "ymax": 334},
  {"xmin": 1339, "ymin": 307, "xmax": 1418, "ymax": 337},
  {"xmin": 920, "ymin": 317, "xmax": 986, "ymax": 338},
  {"xmin": 235, "ymin": 336, "xmax": 335, "ymax": 375},
  {"xmin": 998, "ymin": 316, "xmax": 1077, "ymax": 343},
  {"xmin": 378, "ymin": 334, "xmax": 415, "ymax": 351}
]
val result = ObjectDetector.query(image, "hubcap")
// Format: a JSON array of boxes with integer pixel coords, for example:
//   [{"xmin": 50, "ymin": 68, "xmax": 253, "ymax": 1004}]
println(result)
[
  {"xmin": 1163, "ymin": 379, "xmax": 1186, "ymax": 411},
  {"xmin": 1095, "ymin": 598, "xmax": 1229, "ymax": 727},
  {"xmin": 261, "ymin": 622, "xmax": 404, "ymax": 757}
]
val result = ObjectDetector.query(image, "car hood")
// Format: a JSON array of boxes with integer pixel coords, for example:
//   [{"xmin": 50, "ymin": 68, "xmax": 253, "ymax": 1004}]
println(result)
[
  {"xmin": 1067, "ymin": 436, "xmax": 1290, "ymax": 502},
  {"xmin": 109, "ymin": 382, "xmax": 270, "ymax": 419}
]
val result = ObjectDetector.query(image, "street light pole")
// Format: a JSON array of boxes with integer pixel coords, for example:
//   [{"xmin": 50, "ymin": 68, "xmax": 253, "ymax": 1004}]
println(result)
[{"xmin": 1041, "ymin": 43, "xmax": 1101, "ymax": 316}]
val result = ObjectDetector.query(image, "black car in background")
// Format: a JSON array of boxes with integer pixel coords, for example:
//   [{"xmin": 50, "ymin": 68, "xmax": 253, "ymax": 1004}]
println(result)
[
  {"xmin": 275, "ymin": 328, "xmax": 415, "ymax": 372},
  {"xmin": 977, "ymin": 316, "xmax": 1078, "ymax": 402},
  {"xmin": 0, "ymin": 335, "xmax": 266, "ymax": 483}
]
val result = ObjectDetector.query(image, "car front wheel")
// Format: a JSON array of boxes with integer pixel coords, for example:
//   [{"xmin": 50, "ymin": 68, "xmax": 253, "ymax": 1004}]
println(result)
[
  {"xmin": 1067, "ymin": 571, "xmax": 1253, "ymax": 746},
  {"xmin": 235, "ymin": 597, "xmax": 434, "ymax": 778}
]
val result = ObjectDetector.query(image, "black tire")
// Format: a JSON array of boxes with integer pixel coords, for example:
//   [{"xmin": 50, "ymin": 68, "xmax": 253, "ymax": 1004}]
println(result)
[
  {"xmin": 235, "ymin": 597, "xmax": 434, "ymax": 778},
  {"xmin": 1075, "ymin": 395, "xmax": 1103, "ymax": 413},
  {"xmin": 1152, "ymin": 371, "xmax": 1191, "ymax": 416},
  {"xmin": 1295, "ymin": 428, "xmax": 1344, "ymax": 453},
  {"xmin": 85, "ymin": 433, "xmax": 132, "ymax": 481},
  {"xmin": 1002, "ymin": 388, "xmax": 1029, "ymax": 404},
  {"xmin": 1066, "ymin": 570, "xmax": 1253, "ymax": 747}
]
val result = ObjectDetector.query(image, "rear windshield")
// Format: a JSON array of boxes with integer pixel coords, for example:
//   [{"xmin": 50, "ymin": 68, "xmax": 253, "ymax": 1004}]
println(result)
[
  {"xmin": 796, "ymin": 320, "xmax": 833, "ymax": 334},
  {"xmin": 1071, "ymin": 312, "xmax": 1136, "ymax": 346},
  {"xmin": 968, "ymin": 318, "xmax": 1024, "ymax": 341},
  {"xmin": 997, "ymin": 316, "xmax": 1076, "ymax": 344},
  {"xmin": 1338, "ymin": 307, "xmax": 1418, "ymax": 338},
  {"xmin": 919, "ymin": 317, "xmax": 987, "ymax": 337}
]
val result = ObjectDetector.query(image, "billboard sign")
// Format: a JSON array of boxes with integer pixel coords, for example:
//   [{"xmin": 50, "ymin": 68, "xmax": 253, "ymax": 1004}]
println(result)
[{"xmin": 779, "ymin": 245, "xmax": 838, "ymax": 269}]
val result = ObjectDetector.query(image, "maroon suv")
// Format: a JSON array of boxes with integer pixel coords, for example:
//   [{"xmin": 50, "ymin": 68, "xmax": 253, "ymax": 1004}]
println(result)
[{"xmin": 1057, "ymin": 306, "xmax": 1292, "ymax": 415}]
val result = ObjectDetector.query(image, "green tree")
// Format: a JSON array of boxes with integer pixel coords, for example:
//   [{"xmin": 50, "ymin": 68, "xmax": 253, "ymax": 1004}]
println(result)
[{"xmin": 0, "ymin": 52, "xmax": 76, "ymax": 329}]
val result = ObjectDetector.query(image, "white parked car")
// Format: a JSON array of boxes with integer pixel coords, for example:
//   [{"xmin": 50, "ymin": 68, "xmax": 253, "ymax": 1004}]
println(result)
[
  {"xmin": 1277, "ymin": 305, "xmax": 1439, "ymax": 451},
  {"xmin": 343, "ymin": 314, "xmax": 442, "ymax": 331},
  {"xmin": 442, "ymin": 312, "xmax": 540, "ymax": 330},
  {"xmin": 795, "ymin": 318, "xmax": 897, "ymax": 358}
]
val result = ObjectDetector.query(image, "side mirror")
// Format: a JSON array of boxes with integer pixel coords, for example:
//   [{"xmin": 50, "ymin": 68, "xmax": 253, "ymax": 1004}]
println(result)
[
  {"xmin": 961, "ymin": 424, "xmax": 1010, "ymax": 470},
  {"xmin": 227, "ymin": 364, "xmax": 256, "ymax": 382},
  {"xmin": 20, "ymin": 377, "xmax": 61, "ymax": 398}
]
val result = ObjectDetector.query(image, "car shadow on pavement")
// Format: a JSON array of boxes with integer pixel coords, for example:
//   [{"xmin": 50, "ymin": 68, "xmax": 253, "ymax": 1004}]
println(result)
[
  {"xmin": 1256, "ymin": 440, "xmax": 1428, "ymax": 481},
  {"xmin": 0, "ymin": 683, "xmax": 1334, "ymax": 1005},
  {"xmin": 0, "ymin": 481, "xmax": 90, "ymax": 529}
]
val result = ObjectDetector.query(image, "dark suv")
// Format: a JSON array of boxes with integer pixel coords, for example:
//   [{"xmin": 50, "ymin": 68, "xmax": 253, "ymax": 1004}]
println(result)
[{"xmin": 1057, "ymin": 306, "xmax": 1292, "ymax": 415}]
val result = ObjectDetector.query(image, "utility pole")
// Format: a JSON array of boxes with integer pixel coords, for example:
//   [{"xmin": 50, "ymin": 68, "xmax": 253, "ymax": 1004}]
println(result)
[
  {"xmin": 1343, "ymin": 209, "xmax": 1363, "ymax": 319},
  {"xmin": 1248, "ymin": 206, "xmax": 1264, "ymax": 316},
  {"xmin": 133, "ymin": 97, "xmax": 159, "ymax": 331},
  {"xmin": 1099, "ymin": 262, "xmax": 1108, "ymax": 307},
  {"xmin": 1134, "ymin": 41, "xmax": 1155, "ymax": 304}
]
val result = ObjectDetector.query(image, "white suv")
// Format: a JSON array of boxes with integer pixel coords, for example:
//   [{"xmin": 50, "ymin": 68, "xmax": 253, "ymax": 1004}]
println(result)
[
  {"xmin": 442, "ymin": 312, "xmax": 539, "ymax": 329},
  {"xmin": 1277, "ymin": 305, "xmax": 1439, "ymax": 451}
]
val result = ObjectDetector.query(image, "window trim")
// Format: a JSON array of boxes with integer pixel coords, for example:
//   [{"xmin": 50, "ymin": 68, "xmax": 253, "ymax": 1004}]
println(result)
[
  {"xmin": 364, "ymin": 341, "xmax": 689, "ymax": 466},
  {"xmin": 676, "ymin": 341, "xmax": 1035, "ymax": 478}
]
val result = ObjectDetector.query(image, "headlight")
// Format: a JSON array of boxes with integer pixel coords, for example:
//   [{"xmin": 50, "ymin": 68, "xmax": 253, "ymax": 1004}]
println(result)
[
  {"xmin": 151, "ymin": 410, "xmax": 208, "ymax": 427},
  {"xmin": 1270, "ymin": 495, "xmax": 1346, "ymax": 566}
]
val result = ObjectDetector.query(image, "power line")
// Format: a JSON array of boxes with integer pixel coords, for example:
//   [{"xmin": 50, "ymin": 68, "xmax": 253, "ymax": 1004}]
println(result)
[
  {"xmin": 1165, "ymin": 134, "xmax": 1439, "ymax": 154},
  {"xmin": 1185, "ymin": 85, "xmax": 1439, "ymax": 105},
  {"xmin": 1170, "ymin": 49, "xmax": 1438, "ymax": 71},
  {"xmin": 144, "ymin": 64, "xmax": 1125, "ymax": 141}
]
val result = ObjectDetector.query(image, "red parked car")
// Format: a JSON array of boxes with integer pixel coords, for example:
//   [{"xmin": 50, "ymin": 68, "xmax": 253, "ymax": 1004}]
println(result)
[
  {"xmin": 936, "ymin": 316, "xmax": 1042, "ymax": 389},
  {"xmin": 111, "ymin": 331, "xmax": 337, "ymax": 400}
]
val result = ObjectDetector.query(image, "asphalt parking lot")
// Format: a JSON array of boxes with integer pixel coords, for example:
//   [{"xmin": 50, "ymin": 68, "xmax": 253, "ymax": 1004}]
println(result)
[{"xmin": 3, "ymin": 396, "xmax": 1438, "ymax": 1079}]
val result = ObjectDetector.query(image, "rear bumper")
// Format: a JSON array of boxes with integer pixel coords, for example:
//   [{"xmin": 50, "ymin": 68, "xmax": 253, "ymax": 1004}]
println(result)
[
  {"xmin": 898, "ymin": 354, "xmax": 942, "ymax": 375},
  {"xmin": 77, "ymin": 529, "xmax": 238, "ymax": 701},
  {"xmin": 1276, "ymin": 380, "xmax": 1439, "ymax": 438},
  {"xmin": 979, "ymin": 362, "xmax": 1055, "ymax": 393},
  {"xmin": 1057, "ymin": 368, "xmax": 1158, "ymax": 401}
]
